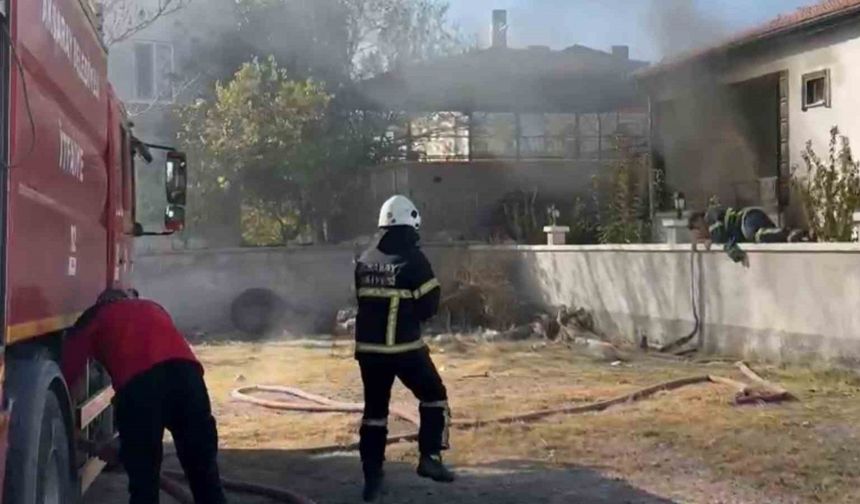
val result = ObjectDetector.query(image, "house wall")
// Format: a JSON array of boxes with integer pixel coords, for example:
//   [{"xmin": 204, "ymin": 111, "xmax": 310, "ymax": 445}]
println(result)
[
  {"xmin": 362, "ymin": 160, "xmax": 612, "ymax": 241},
  {"xmin": 720, "ymin": 22, "xmax": 860, "ymax": 169},
  {"xmin": 648, "ymin": 20, "xmax": 860, "ymax": 221},
  {"xmin": 134, "ymin": 244, "xmax": 860, "ymax": 366},
  {"xmin": 108, "ymin": 0, "xmax": 236, "ymax": 145},
  {"xmin": 652, "ymin": 85, "xmax": 775, "ymax": 212},
  {"xmin": 108, "ymin": 0, "xmax": 237, "ymax": 233}
]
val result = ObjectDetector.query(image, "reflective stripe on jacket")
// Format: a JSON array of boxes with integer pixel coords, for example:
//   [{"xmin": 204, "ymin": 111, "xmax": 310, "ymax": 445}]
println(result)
[
  {"xmin": 354, "ymin": 227, "xmax": 441, "ymax": 354},
  {"xmin": 705, "ymin": 206, "xmax": 763, "ymax": 263}
]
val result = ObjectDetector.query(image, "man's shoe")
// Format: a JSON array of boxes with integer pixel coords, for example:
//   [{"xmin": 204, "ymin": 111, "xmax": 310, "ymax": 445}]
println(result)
[
  {"xmin": 362, "ymin": 470, "xmax": 385, "ymax": 502},
  {"xmin": 417, "ymin": 454, "xmax": 456, "ymax": 483}
]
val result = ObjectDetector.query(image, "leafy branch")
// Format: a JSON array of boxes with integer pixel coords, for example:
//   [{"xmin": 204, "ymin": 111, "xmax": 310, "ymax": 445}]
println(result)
[
  {"xmin": 102, "ymin": 0, "xmax": 191, "ymax": 46},
  {"xmin": 793, "ymin": 127, "xmax": 860, "ymax": 242}
]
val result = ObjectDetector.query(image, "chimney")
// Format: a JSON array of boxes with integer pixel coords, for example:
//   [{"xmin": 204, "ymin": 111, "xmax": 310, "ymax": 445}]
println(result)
[
  {"xmin": 612, "ymin": 45, "xmax": 629, "ymax": 60},
  {"xmin": 492, "ymin": 10, "xmax": 508, "ymax": 49}
]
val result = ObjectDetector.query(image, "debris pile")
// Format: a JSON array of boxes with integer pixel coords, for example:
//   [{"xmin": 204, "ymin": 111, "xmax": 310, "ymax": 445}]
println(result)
[
  {"xmin": 435, "ymin": 256, "xmax": 521, "ymax": 332},
  {"xmin": 333, "ymin": 307, "xmax": 357, "ymax": 337}
]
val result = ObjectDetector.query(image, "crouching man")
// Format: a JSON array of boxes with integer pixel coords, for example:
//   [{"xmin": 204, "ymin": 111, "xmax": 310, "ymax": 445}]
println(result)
[
  {"xmin": 355, "ymin": 195, "xmax": 455, "ymax": 502},
  {"xmin": 62, "ymin": 289, "xmax": 228, "ymax": 504},
  {"xmin": 687, "ymin": 206, "xmax": 806, "ymax": 263}
]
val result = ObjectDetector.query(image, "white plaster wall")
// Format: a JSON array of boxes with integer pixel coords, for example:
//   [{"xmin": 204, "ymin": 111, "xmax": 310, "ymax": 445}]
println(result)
[
  {"xmin": 646, "ymin": 22, "xmax": 860, "ymax": 218},
  {"xmin": 721, "ymin": 22, "xmax": 860, "ymax": 177},
  {"xmin": 501, "ymin": 244, "xmax": 860, "ymax": 365},
  {"xmin": 107, "ymin": 0, "xmax": 236, "ymax": 142},
  {"xmin": 135, "ymin": 244, "xmax": 860, "ymax": 365}
]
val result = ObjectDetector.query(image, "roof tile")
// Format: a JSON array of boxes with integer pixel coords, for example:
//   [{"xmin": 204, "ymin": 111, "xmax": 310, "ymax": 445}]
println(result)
[{"xmin": 641, "ymin": 0, "xmax": 860, "ymax": 76}]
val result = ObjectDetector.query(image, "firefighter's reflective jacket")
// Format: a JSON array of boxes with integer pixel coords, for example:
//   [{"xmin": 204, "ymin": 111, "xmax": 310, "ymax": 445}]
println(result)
[
  {"xmin": 705, "ymin": 206, "xmax": 755, "ymax": 263},
  {"xmin": 354, "ymin": 227, "xmax": 440, "ymax": 355},
  {"xmin": 705, "ymin": 206, "xmax": 744, "ymax": 245}
]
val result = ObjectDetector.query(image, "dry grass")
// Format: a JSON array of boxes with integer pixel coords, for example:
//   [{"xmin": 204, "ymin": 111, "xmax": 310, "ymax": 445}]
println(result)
[{"xmin": 195, "ymin": 340, "xmax": 860, "ymax": 504}]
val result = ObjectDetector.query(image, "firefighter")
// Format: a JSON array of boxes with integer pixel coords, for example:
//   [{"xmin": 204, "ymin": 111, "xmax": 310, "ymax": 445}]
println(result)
[
  {"xmin": 355, "ymin": 195, "xmax": 455, "ymax": 502},
  {"xmin": 687, "ymin": 206, "xmax": 806, "ymax": 263},
  {"xmin": 61, "ymin": 288, "xmax": 228, "ymax": 504}
]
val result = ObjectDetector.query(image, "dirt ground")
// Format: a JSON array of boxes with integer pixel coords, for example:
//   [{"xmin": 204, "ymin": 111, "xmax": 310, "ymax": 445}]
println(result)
[{"xmin": 85, "ymin": 339, "xmax": 860, "ymax": 504}]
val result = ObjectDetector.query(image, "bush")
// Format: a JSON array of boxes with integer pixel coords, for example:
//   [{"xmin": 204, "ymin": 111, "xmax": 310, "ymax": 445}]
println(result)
[
  {"xmin": 598, "ymin": 137, "xmax": 648, "ymax": 244},
  {"xmin": 568, "ymin": 195, "xmax": 600, "ymax": 244},
  {"xmin": 494, "ymin": 189, "xmax": 543, "ymax": 244},
  {"xmin": 794, "ymin": 127, "xmax": 860, "ymax": 242}
]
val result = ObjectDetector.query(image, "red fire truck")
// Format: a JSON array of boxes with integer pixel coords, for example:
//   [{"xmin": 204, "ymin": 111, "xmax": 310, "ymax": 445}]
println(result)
[{"xmin": 0, "ymin": 0, "xmax": 187, "ymax": 502}]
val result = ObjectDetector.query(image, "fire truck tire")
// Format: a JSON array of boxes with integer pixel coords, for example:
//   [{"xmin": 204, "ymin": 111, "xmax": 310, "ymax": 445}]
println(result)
[{"xmin": 3, "ymin": 358, "xmax": 75, "ymax": 504}]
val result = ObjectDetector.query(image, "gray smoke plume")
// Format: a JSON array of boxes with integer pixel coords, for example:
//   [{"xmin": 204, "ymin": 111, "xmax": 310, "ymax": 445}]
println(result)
[
  {"xmin": 642, "ymin": 0, "xmax": 769, "ymax": 211},
  {"xmin": 647, "ymin": 0, "xmax": 730, "ymax": 59}
]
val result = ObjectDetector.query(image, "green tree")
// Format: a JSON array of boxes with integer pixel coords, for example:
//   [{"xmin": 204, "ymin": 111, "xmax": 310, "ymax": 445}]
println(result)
[
  {"xmin": 170, "ymin": 0, "xmax": 463, "ymax": 245},
  {"xmin": 177, "ymin": 57, "xmax": 332, "ymax": 245}
]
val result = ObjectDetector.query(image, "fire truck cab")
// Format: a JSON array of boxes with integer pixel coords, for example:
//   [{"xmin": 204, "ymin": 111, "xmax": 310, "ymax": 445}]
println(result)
[{"xmin": 0, "ymin": 0, "xmax": 187, "ymax": 502}]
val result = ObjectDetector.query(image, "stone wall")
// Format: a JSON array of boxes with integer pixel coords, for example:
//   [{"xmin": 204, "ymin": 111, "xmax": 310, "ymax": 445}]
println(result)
[
  {"xmin": 134, "ymin": 243, "xmax": 860, "ymax": 365},
  {"xmin": 132, "ymin": 244, "xmax": 469, "ymax": 336}
]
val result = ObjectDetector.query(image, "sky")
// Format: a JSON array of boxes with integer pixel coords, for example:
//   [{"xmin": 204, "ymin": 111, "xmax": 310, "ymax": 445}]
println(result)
[{"xmin": 446, "ymin": 0, "xmax": 815, "ymax": 61}]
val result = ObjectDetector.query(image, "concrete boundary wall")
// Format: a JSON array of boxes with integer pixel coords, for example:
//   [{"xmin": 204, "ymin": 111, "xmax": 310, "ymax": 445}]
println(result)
[{"xmin": 134, "ymin": 243, "xmax": 860, "ymax": 365}]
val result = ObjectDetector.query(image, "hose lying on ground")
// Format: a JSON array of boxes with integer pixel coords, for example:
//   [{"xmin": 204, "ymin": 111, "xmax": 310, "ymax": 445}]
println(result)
[
  {"xmin": 82, "ymin": 439, "xmax": 320, "ymax": 504},
  {"xmin": 154, "ymin": 362, "xmax": 785, "ymax": 503},
  {"xmin": 231, "ymin": 371, "xmax": 766, "ymax": 455},
  {"xmin": 161, "ymin": 470, "xmax": 318, "ymax": 504}
]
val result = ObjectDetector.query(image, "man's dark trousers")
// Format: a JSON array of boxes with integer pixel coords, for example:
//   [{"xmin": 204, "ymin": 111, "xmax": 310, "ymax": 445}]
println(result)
[
  {"xmin": 741, "ymin": 208, "xmax": 790, "ymax": 243},
  {"xmin": 114, "ymin": 359, "xmax": 227, "ymax": 504}
]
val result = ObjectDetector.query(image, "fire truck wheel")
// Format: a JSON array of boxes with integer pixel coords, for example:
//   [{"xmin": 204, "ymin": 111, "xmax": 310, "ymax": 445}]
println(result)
[
  {"xmin": 35, "ymin": 393, "xmax": 73, "ymax": 504},
  {"xmin": 4, "ymin": 358, "xmax": 75, "ymax": 504}
]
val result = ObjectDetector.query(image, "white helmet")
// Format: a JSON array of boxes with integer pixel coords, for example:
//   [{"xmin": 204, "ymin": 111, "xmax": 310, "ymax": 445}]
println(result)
[{"xmin": 378, "ymin": 195, "xmax": 421, "ymax": 229}]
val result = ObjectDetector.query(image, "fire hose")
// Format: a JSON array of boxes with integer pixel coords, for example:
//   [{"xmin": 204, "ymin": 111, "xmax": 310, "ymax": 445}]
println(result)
[
  {"xmin": 230, "ymin": 361, "xmax": 791, "ymax": 455},
  {"xmin": 87, "ymin": 363, "xmax": 788, "ymax": 504}
]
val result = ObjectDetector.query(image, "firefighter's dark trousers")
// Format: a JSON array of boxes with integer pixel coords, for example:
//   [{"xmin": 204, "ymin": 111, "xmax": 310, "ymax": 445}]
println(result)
[
  {"xmin": 115, "ymin": 360, "xmax": 228, "ymax": 504},
  {"xmin": 357, "ymin": 348, "xmax": 450, "ymax": 474},
  {"xmin": 741, "ymin": 209, "xmax": 790, "ymax": 243}
]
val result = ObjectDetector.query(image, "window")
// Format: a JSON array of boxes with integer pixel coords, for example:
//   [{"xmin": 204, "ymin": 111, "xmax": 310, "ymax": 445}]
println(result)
[
  {"xmin": 388, "ymin": 110, "xmax": 648, "ymax": 162},
  {"xmin": 472, "ymin": 113, "xmax": 517, "ymax": 159},
  {"xmin": 519, "ymin": 113, "xmax": 577, "ymax": 159},
  {"xmin": 802, "ymin": 70, "xmax": 830, "ymax": 111},
  {"xmin": 133, "ymin": 41, "xmax": 174, "ymax": 103},
  {"xmin": 579, "ymin": 113, "xmax": 600, "ymax": 159},
  {"xmin": 600, "ymin": 112, "xmax": 619, "ymax": 158},
  {"xmin": 410, "ymin": 112, "xmax": 469, "ymax": 161}
]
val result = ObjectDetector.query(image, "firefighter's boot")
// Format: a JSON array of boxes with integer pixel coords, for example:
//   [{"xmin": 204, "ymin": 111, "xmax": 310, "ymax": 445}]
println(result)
[
  {"xmin": 788, "ymin": 229, "xmax": 808, "ymax": 242},
  {"xmin": 417, "ymin": 453, "xmax": 456, "ymax": 483},
  {"xmin": 360, "ymin": 421, "xmax": 388, "ymax": 501},
  {"xmin": 362, "ymin": 467, "xmax": 385, "ymax": 502}
]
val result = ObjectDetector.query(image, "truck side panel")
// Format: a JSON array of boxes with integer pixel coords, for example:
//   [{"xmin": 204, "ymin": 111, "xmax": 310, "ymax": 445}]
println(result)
[
  {"xmin": 9, "ymin": 0, "xmax": 112, "ymax": 340},
  {"xmin": 107, "ymin": 91, "xmax": 134, "ymax": 290}
]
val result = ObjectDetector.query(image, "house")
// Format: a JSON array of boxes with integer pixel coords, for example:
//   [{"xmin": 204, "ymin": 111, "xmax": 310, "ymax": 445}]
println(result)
[
  {"xmin": 108, "ymin": 0, "xmax": 235, "ymax": 142},
  {"xmin": 637, "ymin": 0, "xmax": 860, "ymax": 226},
  {"xmin": 351, "ymin": 10, "xmax": 649, "ymax": 241},
  {"xmin": 105, "ymin": 0, "xmax": 237, "ymax": 247}
]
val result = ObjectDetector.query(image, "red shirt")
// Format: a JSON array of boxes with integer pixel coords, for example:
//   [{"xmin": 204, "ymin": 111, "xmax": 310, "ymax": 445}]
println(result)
[{"xmin": 61, "ymin": 299, "xmax": 201, "ymax": 391}]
